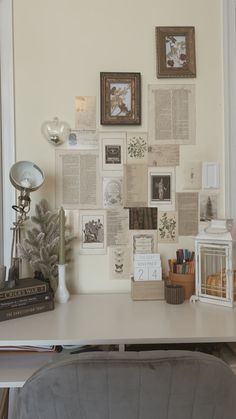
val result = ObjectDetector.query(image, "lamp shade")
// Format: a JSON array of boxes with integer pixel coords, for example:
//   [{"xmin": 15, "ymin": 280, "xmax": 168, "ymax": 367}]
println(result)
[{"xmin": 9, "ymin": 161, "xmax": 45, "ymax": 192}]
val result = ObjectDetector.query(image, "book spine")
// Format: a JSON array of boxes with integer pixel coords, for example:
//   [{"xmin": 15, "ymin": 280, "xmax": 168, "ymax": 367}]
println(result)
[
  {"xmin": 0, "ymin": 300, "xmax": 54, "ymax": 322},
  {"xmin": 0, "ymin": 284, "xmax": 48, "ymax": 301},
  {"xmin": 0, "ymin": 292, "xmax": 53, "ymax": 310}
]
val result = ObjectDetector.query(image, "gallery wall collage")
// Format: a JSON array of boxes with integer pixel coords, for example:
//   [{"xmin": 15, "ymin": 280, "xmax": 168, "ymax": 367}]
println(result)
[{"xmin": 54, "ymin": 27, "xmax": 220, "ymax": 281}]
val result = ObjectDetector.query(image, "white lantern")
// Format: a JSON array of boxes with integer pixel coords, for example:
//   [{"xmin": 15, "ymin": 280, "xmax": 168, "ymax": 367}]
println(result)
[{"xmin": 195, "ymin": 220, "xmax": 234, "ymax": 307}]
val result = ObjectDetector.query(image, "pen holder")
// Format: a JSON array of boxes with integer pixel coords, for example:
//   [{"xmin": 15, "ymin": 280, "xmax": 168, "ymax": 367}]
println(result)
[
  {"xmin": 169, "ymin": 272, "xmax": 195, "ymax": 300},
  {"xmin": 55, "ymin": 264, "xmax": 70, "ymax": 304},
  {"xmin": 165, "ymin": 282, "xmax": 185, "ymax": 304}
]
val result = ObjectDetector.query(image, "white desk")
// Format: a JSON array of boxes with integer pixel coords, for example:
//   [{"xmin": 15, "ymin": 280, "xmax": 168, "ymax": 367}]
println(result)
[{"xmin": 1, "ymin": 293, "xmax": 236, "ymax": 387}]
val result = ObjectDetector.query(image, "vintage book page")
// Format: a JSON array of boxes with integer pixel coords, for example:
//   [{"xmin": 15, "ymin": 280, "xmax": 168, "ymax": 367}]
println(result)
[
  {"xmin": 107, "ymin": 209, "xmax": 129, "ymax": 246},
  {"xmin": 148, "ymin": 144, "xmax": 179, "ymax": 167},
  {"xmin": 126, "ymin": 132, "xmax": 148, "ymax": 164},
  {"xmin": 79, "ymin": 210, "xmax": 106, "ymax": 254},
  {"xmin": 103, "ymin": 177, "xmax": 123, "ymax": 209},
  {"xmin": 158, "ymin": 211, "xmax": 178, "ymax": 243},
  {"xmin": 177, "ymin": 192, "xmax": 199, "ymax": 236},
  {"xmin": 67, "ymin": 130, "xmax": 98, "ymax": 149},
  {"xmin": 129, "ymin": 230, "xmax": 157, "ymax": 254},
  {"xmin": 148, "ymin": 84, "xmax": 195, "ymax": 145},
  {"xmin": 75, "ymin": 96, "xmax": 96, "ymax": 130},
  {"xmin": 55, "ymin": 149, "xmax": 100, "ymax": 209},
  {"xmin": 184, "ymin": 161, "xmax": 202, "ymax": 189},
  {"xmin": 123, "ymin": 164, "xmax": 148, "ymax": 207},
  {"xmin": 109, "ymin": 246, "xmax": 131, "ymax": 280}
]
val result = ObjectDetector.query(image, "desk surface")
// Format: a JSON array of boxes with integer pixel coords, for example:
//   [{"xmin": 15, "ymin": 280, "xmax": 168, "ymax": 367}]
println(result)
[
  {"xmin": 0, "ymin": 293, "xmax": 235, "ymax": 346},
  {"xmin": 1, "ymin": 293, "xmax": 236, "ymax": 387}
]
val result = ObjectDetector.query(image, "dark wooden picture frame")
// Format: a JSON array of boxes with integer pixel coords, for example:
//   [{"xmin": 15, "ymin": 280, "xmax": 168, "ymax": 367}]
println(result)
[
  {"xmin": 156, "ymin": 26, "xmax": 196, "ymax": 78},
  {"xmin": 100, "ymin": 72, "xmax": 141, "ymax": 125}
]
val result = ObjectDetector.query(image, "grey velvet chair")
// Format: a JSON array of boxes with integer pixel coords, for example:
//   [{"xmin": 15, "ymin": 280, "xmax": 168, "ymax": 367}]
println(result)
[{"xmin": 13, "ymin": 350, "xmax": 236, "ymax": 419}]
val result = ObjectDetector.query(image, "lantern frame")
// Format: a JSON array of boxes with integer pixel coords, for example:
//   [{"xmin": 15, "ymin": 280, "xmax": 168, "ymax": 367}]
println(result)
[{"xmin": 195, "ymin": 228, "xmax": 234, "ymax": 307}]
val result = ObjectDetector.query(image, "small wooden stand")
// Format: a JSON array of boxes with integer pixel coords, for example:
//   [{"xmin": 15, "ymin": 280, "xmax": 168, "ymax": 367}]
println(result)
[{"xmin": 131, "ymin": 278, "xmax": 165, "ymax": 301}]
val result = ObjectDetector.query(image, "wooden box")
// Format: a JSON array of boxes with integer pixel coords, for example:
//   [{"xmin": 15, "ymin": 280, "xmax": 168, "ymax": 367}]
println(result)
[{"xmin": 131, "ymin": 278, "xmax": 165, "ymax": 301}]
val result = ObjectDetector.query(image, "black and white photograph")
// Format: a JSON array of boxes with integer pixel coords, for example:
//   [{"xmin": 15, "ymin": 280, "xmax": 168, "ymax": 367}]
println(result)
[
  {"xmin": 129, "ymin": 207, "xmax": 157, "ymax": 230},
  {"xmin": 105, "ymin": 145, "xmax": 121, "ymax": 164},
  {"xmin": 151, "ymin": 175, "xmax": 171, "ymax": 201},
  {"xmin": 79, "ymin": 210, "xmax": 107, "ymax": 254},
  {"xmin": 148, "ymin": 167, "xmax": 175, "ymax": 210},
  {"xmin": 100, "ymin": 132, "xmax": 126, "ymax": 172},
  {"xmin": 200, "ymin": 193, "xmax": 218, "ymax": 222}
]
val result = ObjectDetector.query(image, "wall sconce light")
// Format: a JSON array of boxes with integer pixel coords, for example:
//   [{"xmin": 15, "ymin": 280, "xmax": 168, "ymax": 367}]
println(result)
[
  {"xmin": 41, "ymin": 116, "xmax": 70, "ymax": 146},
  {"xmin": 8, "ymin": 161, "xmax": 45, "ymax": 286}
]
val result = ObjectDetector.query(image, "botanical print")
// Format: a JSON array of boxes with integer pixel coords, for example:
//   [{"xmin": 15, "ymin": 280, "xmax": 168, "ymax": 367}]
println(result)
[
  {"xmin": 103, "ymin": 178, "xmax": 123, "ymax": 208},
  {"xmin": 110, "ymin": 83, "xmax": 131, "ymax": 116},
  {"xmin": 200, "ymin": 193, "xmax": 218, "ymax": 222},
  {"xmin": 165, "ymin": 35, "xmax": 187, "ymax": 68},
  {"xmin": 127, "ymin": 133, "xmax": 148, "ymax": 163},
  {"xmin": 79, "ymin": 211, "xmax": 107, "ymax": 254},
  {"xmin": 158, "ymin": 211, "xmax": 178, "ymax": 243}
]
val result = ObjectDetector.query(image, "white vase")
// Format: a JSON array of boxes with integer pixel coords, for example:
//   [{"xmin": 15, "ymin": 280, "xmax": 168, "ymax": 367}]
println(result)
[{"xmin": 55, "ymin": 264, "xmax": 70, "ymax": 303}]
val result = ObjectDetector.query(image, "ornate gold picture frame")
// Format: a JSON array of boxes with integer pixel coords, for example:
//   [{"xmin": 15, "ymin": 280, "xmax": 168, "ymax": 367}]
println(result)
[
  {"xmin": 100, "ymin": 72, "xmax": 141, "ymax": 125},
  {"xmin": 156, "ymin": 26, "xmax": 196, "ymax": 78}
]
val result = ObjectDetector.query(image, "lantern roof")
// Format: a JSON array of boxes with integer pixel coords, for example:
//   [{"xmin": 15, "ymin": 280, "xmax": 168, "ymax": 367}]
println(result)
[{"xmin": 196, "ymin": 219, "xmax": 233, "ymax": 242}]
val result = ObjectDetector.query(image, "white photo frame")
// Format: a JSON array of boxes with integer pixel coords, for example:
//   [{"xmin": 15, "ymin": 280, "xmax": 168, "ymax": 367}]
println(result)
[
  {"xmin": 99, "ymin": 132, "xmax": 126, "ymax": 172},
  {"xmin": 148, "ymin": 167, "xmax": 175, "ymax": 210},
  {"xmin": 79, "ymin": 210, "xmax": 107, "ymax": 254},
  {"xmin": 202, "ymin": 162, "xmax": 220, "ymax": 189}
]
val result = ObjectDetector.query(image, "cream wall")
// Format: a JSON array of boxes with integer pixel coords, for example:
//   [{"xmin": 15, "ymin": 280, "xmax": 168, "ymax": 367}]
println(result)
[{"xmin": 13, "ymin": 0, "xmax": 224, "ymax": 294}]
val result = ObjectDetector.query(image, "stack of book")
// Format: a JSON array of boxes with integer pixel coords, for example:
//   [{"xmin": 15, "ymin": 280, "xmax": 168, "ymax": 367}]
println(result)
[{"xmin": 0, "ymin": 278, "xmax": 54, "ymax": 322}]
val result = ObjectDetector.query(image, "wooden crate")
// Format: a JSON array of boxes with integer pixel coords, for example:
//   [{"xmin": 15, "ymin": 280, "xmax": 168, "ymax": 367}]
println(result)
[{"xmin": 131, "ymin": 278, "xmax": 165, "ymax": 301}]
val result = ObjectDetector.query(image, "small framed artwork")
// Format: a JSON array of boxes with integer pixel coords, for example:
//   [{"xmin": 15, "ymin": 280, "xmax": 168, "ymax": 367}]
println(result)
[
  {"xmin": 100, "ymin": 132, "xmax": 126, "ymax": 172},
  {"xmin": 202, "ymin": 162, "xmax": 220, "ymax": 189},
  {"xmin": 79, "ymin": 210, "xmax": 107, "ymax": 254},
  {"xmin": 148, "ymin": 167, "xmax": 175, "ymax": 210},
  {"xmin": 100, "ymin": 72, "xmax": 141, "ymax": 125},
  {"xmin": 155, "ymin": 26, "xmax": 196, "ymax": 78}
]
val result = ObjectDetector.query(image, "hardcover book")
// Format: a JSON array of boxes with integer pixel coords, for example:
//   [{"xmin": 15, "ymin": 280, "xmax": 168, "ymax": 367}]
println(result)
[
  {"xmin": 0, "ymin": 291, "xmax": 53, "ymax": 310},
  {"xmin": 0, "ymin": 300, "xmax": 54, "ymax": 322},
  {"xmin": 0, "ymin": 278, "xmax": 49, "ymax": 301}
]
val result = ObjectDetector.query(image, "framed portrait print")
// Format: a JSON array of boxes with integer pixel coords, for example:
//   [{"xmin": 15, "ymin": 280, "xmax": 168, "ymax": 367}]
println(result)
[
  {"xmin": 100, "ymin": 72, "xmax": 141, "ymax": 125},
  {"xmin": 148, "ymin": 167, "xmax": 175, "ymax": 210},
  {"xmin": 155, "ymin": 26, "xmax": 196, "ymax": 78}
]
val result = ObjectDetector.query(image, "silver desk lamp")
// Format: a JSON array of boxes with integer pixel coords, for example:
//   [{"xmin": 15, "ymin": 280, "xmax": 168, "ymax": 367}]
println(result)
[{"xmin": 8, "ymin": 161, "xmax": 45, "ymax": 287}]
